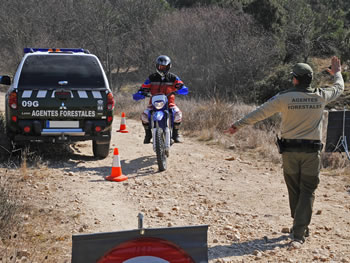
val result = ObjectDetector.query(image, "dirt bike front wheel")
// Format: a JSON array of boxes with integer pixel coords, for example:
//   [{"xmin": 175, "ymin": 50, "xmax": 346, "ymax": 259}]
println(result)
[{"xmin": 155, "ymin": 127, "xmax": 167, "ymax": 171}]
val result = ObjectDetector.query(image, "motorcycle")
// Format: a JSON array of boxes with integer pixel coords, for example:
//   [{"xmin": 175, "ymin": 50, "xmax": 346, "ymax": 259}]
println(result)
[{"xmin": 133, "ymin": 86, "xmax": 188, "ymax": 171}]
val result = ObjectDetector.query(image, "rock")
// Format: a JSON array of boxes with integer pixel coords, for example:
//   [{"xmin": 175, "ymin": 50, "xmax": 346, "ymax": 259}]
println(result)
[
  {"xmin": 228, "ymin": 144, "xmax": 236, "ymax": 150},
  {"xmin": 157, "ymin": 212, "xmax": 165, "ymax": 217},
  {"xmin": 319, "ymin": 256, "xmax": 328, "ymax": 262},
  {"xmin": 233, "ymin": 233, "xmax": 241, "ymax": 241},
  {"xmin": 223, "ymin": 225, "xmax": 233, "ymax": 230},
  {"xmin": 17, "ymin": 250, "xmax": 30, "ymax": 258},
  {"xmin": 281, "ymin": 227, "xmax": 290, "ymax": 233},
  {"xmin": 289, "ymin": 241, "xmax": 302, "ymax": 249}
]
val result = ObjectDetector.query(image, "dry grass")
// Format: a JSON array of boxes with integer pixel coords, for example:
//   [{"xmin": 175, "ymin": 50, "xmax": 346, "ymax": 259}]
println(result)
[
  {"xmin": 119, "ymin": 93, "xmax": 282, "ymax": 163},
  {"xmin": 0, "ymin": 114, "xmax": 21, "ymax": 240},
  {"xmin": 118, "ymin": 91, "xmax": 350, "ymax": 168},
  {"xmin": 178, "ymin": 98, "xmax": 282, "ymax": 163},
  {"xmin": 114, "ymin": 92, "xmax": 147, "ymax": 120},
  {"xmin": 0, "ymin": 170, "xmax": 20, "ymax": 240}
]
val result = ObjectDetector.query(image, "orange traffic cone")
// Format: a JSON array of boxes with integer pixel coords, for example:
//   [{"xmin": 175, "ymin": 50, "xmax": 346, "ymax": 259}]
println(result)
[
  {"xmin": 117, "ymin": 112, "xmax": 129, "ymax": 133},
  {"xmin": 106, "ymin": 148, "xmax": 128, "ymax": 182}
]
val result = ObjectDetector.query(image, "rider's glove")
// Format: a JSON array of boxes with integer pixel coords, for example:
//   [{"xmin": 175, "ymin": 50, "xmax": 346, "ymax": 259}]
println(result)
[
  {"xmin": 175, "ymin": 83, "xmax": 183, "ymax": 90},
  {"xmin": 138, "ymin": 87, "xmax": 149, "ymax": 93}
]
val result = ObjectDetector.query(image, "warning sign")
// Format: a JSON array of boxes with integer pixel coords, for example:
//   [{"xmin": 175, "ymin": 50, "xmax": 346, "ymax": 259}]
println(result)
[{"xmin": 71, "ymin": 225, "xmax": 208, "ymax": 263}]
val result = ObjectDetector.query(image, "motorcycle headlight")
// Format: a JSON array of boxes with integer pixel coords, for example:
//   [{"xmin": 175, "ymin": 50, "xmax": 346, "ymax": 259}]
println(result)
[{"xmin": 154, "ymin": 101, "xmax": 165, "ymax": 109}]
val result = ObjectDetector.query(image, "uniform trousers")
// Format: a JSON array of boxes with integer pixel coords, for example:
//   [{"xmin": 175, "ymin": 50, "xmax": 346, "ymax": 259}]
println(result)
[{"xmin": 282, "ymin": 151, "xmax": 321, "ymax": 240}]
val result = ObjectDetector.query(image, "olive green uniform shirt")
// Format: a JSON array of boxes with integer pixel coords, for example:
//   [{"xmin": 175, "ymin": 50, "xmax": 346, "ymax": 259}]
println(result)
[{"xmin": 233, "ymin": 72, "xmax": 344, "ymax": 140}]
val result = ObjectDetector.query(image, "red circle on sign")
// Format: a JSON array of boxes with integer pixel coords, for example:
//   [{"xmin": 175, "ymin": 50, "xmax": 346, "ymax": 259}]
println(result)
[{"xmin": 97, "ymin": 237, "xmax": 194, "ymax": 263}]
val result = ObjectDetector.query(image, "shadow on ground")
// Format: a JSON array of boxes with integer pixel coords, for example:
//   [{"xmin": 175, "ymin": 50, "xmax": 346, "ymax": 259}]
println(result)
[
  {"xmin": 208, "ymin": 235, "xmax": 290, "ymax": 260},
  {"xmin": 0, "ymin": 141, "xmax": 92, "ymax": 168},
  {"xmin": 121, "ymin": 155, "xmax": 157, "ymax": 177}
]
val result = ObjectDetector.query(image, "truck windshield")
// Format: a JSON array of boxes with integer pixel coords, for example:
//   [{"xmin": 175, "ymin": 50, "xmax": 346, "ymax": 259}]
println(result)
[{"xmin": 18, "ymin": 55, "xmax": 106, "ymax": 89}]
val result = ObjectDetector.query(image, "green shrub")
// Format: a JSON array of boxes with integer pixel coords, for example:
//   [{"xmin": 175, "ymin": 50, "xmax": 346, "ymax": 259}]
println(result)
[
  {"xmin": 342, "ymin": 71, "xmax": 349, "ymax": 83},
  {"xmin": 253, "ymin": 64, "xmax": 292, "ymax": 104}
]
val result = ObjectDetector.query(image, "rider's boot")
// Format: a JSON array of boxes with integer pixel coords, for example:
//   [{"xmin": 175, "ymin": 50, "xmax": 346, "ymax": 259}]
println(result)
[
  {"xmin": 143, "ymin": 124, "xmax": 152, "ymax": 144},
  {"xmin": 172, "ymin": 124, "xmax": 182, "ymax": 143}
]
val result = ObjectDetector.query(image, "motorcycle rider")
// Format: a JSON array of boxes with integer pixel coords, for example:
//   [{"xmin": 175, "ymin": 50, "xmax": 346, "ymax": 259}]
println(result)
[{"xmin": 139, "ymin": 55, "xmax": 185, "ymax": 144}]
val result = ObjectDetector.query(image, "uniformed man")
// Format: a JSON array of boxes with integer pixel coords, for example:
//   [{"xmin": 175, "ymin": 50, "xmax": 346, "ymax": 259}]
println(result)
[{"xmin": 224, "ymin": 56, "xmax": 344, "ymax": 244}]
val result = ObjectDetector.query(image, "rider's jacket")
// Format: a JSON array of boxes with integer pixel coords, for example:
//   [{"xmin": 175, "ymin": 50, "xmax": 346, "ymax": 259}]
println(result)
[{"xmin": 141, "ymin": 72, "xmax": 184, "ymax": 107}]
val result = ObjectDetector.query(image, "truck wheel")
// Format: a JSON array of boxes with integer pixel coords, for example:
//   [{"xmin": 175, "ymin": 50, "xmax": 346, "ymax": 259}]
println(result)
[
  {"xmin": 5, "ymin": 125, "xmax": 14, "ymax": 141},
  {"xmin": 0, "ymin": 134, "xmax": 12, "ymax": 161},
  {"xmin": 93, "ymin": 140, "xmax": 110, "ymax": 159}
]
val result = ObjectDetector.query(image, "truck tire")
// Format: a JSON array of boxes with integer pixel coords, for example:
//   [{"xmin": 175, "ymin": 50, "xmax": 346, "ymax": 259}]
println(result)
[
  {"xmin": 93, "ymin": 140, "xmax": 110, "ymax": 159},
  {"xmin": 0, "ymin": 134, "xmax": 12, "ymax": 161}
]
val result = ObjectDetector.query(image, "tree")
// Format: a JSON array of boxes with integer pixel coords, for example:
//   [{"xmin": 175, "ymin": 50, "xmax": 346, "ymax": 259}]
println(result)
[
  {"xmin": 243, "ymin": 0, "xmax": 286, "ymax": 34},
  {"xmin": 146, "ymin": 7, "xmax": 279, "ymax": 102},
  {"xmin": 69, "ymin": 0, "xmax": 167, "ymax": 91},
  {"xmin": 166, "ymin": 0, "xmax": 221, "ymax": 8},
  {"xmin": 0, "ymin": 0, "xmax": 78, "ymax": 73},
  {"xmin": 282, "ymin": 0, "xmax": 315, "ymax": 63}
]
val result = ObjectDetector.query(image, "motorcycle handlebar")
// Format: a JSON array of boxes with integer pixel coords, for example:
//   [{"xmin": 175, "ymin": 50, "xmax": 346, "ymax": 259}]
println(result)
[{"xmin": 133, "ymin": 86, "xmax": 188, "ymax": 101}]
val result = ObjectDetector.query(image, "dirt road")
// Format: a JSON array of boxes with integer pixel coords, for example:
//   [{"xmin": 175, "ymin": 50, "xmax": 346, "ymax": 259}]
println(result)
[{"xmin": 1, "ymin": 97, "xmax": 350, "ymax": 262}]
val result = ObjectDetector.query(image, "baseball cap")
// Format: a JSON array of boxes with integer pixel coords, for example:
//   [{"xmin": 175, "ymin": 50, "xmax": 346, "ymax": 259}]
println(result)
[{"xmin": 291, "ymin": 63, "xmax": 313, "ymax": 77}]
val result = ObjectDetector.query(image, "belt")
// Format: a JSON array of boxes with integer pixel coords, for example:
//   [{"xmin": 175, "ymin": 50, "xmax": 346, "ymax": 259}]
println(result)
[{"xmin": 282, "ymin": 139, "xmax": 321, "ymax": 144}]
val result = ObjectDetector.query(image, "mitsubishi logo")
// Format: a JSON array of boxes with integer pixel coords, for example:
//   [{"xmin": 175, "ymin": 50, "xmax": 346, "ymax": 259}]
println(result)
[{"xmin": 59, "ymin": 102, "xmax": 67, "ymax": 110}]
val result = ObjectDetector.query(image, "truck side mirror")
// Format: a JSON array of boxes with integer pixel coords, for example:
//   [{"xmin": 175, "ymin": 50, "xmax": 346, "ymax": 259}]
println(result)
[{"xmin": 0, "ymin": 75, "xmax": 11, "ymax": 85}]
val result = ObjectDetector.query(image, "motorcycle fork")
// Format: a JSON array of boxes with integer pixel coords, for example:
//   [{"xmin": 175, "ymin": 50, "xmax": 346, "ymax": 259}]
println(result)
[{"xmin": 151, "ymin": 112, "xmax": 171, "ymax": 152}]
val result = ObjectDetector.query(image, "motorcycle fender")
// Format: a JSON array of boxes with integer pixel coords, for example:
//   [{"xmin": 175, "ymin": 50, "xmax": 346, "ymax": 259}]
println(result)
[{"xmin": 153, "ymin": 111, "xmax": 164, "ymax": 121}]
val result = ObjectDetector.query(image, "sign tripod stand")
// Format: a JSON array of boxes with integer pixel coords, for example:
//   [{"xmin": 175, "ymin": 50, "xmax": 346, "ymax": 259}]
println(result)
[{"xmin": 332, "ymin": 108, "xmax": 350, "ymax": 160}]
